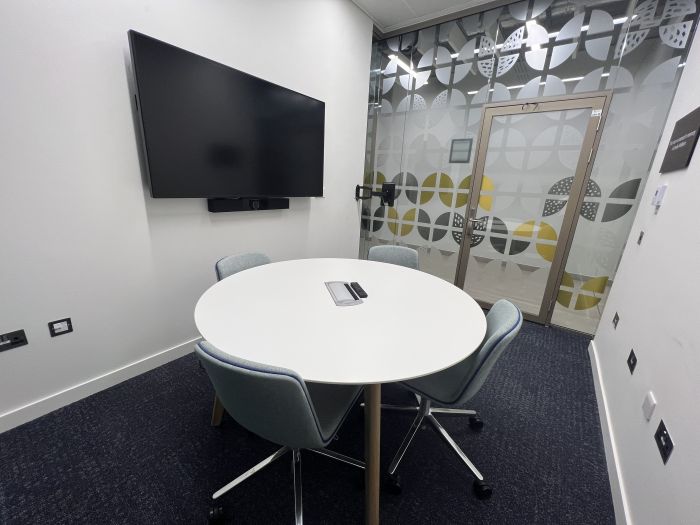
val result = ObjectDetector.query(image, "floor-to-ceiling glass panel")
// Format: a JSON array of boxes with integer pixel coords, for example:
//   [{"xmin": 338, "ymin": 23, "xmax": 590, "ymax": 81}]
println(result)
[
  {"xmin": 462, "ymin": 108, "xmax": 591, "ymax": 317},
  {"xmin": 359, "ymin": 0, "xmax": 700, "ymax": 333},
  {"xmin": 550, "ymin": 0, "xmax": 700, "ymax": 332},
  {"xmin": 359, "ymin": 37, "xmax": 413, "ymax": 258}
]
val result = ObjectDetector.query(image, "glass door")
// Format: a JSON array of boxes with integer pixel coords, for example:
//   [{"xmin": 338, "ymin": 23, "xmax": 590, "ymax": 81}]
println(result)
[{"xmin": 455, "ymin": 94, "xmax": 610, "ymax": 324}]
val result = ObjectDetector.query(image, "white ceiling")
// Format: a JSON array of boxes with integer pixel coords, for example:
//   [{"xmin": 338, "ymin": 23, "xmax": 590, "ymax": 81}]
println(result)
[{"xmin": 351, "ymin": 0, "xmax": 495, "ymax": 35}]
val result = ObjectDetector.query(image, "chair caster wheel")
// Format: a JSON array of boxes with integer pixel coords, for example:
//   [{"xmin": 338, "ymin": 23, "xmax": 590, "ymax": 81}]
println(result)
[
  {"xmin": 473, "ymin": 479, "xmax": 492, "ymax": 500},
  {"xmin": 383, "ymin": 473, "xmax": 402, "ymax": 495},
  {"xmin": 208, "ymin": 504, "xmax": 225, "ymax": 523},
  {"xmin": 469, "ymin": 415, "xmax": 484, "ymax": 431}
]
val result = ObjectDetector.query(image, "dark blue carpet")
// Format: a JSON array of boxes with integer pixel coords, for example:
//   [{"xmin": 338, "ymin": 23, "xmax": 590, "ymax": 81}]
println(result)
[{"xmin": 0, "ymin": 322, "xmax": 615, "ymax": 524}]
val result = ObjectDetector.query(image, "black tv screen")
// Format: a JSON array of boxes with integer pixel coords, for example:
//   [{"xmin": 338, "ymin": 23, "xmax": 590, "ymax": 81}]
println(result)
[{"xmin": 128, "ymin": 31, "xmax": 325, "ymax": 198}]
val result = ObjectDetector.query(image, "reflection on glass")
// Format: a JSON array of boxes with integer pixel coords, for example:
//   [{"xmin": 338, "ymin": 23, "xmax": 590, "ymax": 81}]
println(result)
[
  {"xmin": 359, "ymin": 0, "xmax": 697, "ymax": 332},
  {"xmin": 462, "ymin": 110, "xmax": 590, "ymax": 317}
]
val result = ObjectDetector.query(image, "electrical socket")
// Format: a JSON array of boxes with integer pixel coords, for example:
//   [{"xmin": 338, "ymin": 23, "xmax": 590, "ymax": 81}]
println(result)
[
  {"xmin": 48, "ymin": 318, "xmax": 73, "ymax": 337},
  {"xmin": 0, "ymin": 329, "xmax": 28, "ymax": 352},
  {"xmin": 627, "ymin": 349, "xmax": 637, "ymax": 374},
  {"xmin": 654, "ymin": 420, "xmax": 674, "ymax": 464}
]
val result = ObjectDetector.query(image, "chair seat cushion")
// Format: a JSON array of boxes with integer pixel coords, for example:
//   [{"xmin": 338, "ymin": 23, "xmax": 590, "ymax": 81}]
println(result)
[
  {"xmin": 306, "ymin": 383, "xmax": 363, "ymax": 443},
  {"xmin": 402, "ymin": 353, "xmax": 479, "ymax": 406}
]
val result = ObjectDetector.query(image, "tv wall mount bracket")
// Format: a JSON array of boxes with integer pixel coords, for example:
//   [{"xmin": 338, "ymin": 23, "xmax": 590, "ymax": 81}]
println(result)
[{"xmin": 355, "ymin": 182, "xmax": 396, "ymax": 207}]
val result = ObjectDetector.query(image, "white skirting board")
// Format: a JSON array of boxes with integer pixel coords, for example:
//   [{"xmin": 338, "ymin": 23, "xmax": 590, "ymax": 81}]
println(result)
[
  {"xmin": 0, "ymin": 337, "xmax": 200, "ymax": 434},
  {"xmin": 588, "ymin": 340, "xmax": 631, "ymax": 525}
]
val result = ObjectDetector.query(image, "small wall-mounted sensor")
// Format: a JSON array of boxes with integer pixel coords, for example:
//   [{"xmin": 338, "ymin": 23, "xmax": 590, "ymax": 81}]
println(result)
[
  {"xmin": 637, "ymin": 231, "xmax": 644, "ymax": 245},
  {"xmin": 642, "ymin": 391, "xmax": 657, "ymax": 422},
  {"xmin": 651, "ymin": 183, "xmax": 668, "ymax": 213},
  {"xmin": 48, "ymin": 318, "xmax": 73, "ymax": 337}
]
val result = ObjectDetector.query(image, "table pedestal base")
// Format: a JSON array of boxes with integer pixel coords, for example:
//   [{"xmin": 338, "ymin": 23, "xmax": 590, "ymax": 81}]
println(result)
[{"xmin": 364, "ymin": 384, "xmax": 381, "ymax": 525}]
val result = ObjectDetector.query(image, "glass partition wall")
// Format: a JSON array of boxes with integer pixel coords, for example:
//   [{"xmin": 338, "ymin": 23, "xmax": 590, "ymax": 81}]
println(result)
[{"xmin": 359, "ymin": 0, "xmax": 699, "ymax": 334}]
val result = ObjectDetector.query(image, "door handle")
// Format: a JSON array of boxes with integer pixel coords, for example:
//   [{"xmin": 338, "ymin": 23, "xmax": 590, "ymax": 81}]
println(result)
[
  {"xmin": 465, "ymin": 216, "xmax": 478, "ymax": 236},
  {"xmin": 465, "ymin": 216, "xmax": 487, "ymax": 237}
]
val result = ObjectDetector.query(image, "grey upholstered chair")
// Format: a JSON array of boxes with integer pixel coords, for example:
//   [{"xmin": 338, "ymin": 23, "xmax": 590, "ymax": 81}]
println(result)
[
  {"xmin": 382, "ymin": 299, "xmax": 522, "ymax": 500},
  {"xmin": 210, "ymin": 252, "xmax": 271, "ymax": 426},
  {"xmin": 196, "ymin": 341, "xmax": 364, "ymax": 524},
  {"xmin": 367, "ymin": 245, "xmax": 419, "ymax": 270},
  {"xmin": 215, "ymin": 252, "xmax": 271, "ymax": 281}
]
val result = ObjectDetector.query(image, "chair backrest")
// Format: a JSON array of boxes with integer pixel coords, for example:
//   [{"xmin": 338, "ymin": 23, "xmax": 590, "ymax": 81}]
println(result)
[
  {"xmin": 367, "ymin": 245, "xmax": 419, "ymax": 270},
  {"xmin": 195, "ymin": 341, "xmax": 327, "ymax": 450},
  {"xmin": 215, "ymin": 253, "xmax": 271, "ymax": 281},
  {"xmin": 406, "ymin": 299, "xmax": 522, "ymax": 405},
  {"xmin": 459, "ymin": 299, "xmax": 522, "ymax": 403}
]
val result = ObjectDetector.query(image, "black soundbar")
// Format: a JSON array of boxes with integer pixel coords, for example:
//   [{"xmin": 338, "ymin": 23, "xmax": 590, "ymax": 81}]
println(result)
[{"xmin": 207, "ymin": 198, "xmax": 290, "ymax": 213}]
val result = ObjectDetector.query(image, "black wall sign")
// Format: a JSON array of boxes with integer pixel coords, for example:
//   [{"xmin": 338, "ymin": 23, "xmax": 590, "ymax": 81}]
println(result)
[{"xmin": 660, "ymin": 106, "xmax": 700, "ymax": 173}]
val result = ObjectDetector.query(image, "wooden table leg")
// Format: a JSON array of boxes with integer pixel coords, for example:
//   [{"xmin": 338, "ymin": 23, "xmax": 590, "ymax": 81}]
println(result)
[
  {"xmin": 364, "ymin": 383, "xmax": 381, "ymax": 525},
  {"xmin": 211, "ymin": 394, "xmax": 225, "ymax": 426}
]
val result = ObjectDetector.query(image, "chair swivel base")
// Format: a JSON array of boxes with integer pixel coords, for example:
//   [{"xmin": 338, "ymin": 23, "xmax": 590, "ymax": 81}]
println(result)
[
  {"xmin": 383, "ymin": 397, "xmax": 493, "ymax": 500},
  {"xmin": 209, "ymin": 446, "xmax": 364, "ymax": 524}
]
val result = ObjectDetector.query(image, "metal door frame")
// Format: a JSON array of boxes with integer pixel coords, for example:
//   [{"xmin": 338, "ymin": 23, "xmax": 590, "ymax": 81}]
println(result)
[{"xmin": 453, "ymin": 91, "xmax": 613, "ymax": 325}]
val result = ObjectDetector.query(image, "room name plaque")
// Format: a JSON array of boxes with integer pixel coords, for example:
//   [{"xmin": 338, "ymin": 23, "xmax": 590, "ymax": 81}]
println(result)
[{"xmin": 660, "ymin": 106, "xmax": 700, "ymax": 174}]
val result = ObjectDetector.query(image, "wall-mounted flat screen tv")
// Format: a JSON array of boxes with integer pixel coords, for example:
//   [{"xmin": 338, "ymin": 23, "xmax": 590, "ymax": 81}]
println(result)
[{"xmin": 128, "ymin": 30, "xmax": 325, "ymax": 198}]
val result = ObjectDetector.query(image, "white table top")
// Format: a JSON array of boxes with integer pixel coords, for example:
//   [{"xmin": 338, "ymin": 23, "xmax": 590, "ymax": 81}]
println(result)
[{"xmin": 194, "ymin": 258, "xmax": 486, "ymax": 385}]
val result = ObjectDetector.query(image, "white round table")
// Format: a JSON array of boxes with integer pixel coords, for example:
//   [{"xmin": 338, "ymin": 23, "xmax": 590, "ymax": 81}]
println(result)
[{"xmin": 194, "ymin": 258, "xmax": 486, "ymax": 524}]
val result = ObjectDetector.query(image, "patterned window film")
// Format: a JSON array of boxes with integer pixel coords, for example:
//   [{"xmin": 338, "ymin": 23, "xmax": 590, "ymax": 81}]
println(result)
[{"xmin": 360, "ymin": 0, "xmax": 699, "ymax": 334}]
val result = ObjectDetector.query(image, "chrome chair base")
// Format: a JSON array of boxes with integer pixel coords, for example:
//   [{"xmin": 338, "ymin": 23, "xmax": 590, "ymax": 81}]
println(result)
[
  {"xmin": 384, "ymin": 397, "xmax": 488, "ymax": 492},
  {"xmin": 212, "ymin": 446, "xmax": 364, "ymax": 525}
]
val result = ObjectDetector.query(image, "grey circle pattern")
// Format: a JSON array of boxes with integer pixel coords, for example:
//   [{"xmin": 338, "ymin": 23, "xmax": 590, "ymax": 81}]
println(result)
[
  {"xmin": 543, "ymin": 177, "xmax": 602, "ymax": 220},
  {"xmin": 417, "ymin": 209, "xmax": 445, "ymax": 241},
  {"xmin": 372, "ymin": 207, "xmax": 385, "ymax": 232},
  {"xmin": 391, "ymin": 172, "xmax": 419, "ymax": 204},
  {"xmin": 452, "ymin": 213, "xmax": 464, "ymax": 245}
]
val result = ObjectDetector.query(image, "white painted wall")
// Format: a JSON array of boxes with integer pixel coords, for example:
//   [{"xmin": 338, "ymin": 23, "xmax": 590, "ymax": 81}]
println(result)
[
  {"xmin": 592, "ymin": 34, "xmax": 700, "ymax": 525},
  {"xmin": 0, "ymin": 0, "xmax": 372, "ymax": 431}
]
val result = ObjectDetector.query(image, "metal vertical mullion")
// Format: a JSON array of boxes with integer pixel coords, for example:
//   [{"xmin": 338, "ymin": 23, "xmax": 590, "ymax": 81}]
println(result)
[
  {"xmin": 453, "ymin": 108, "xmax": 497, "ymax": 289},
  {"xmin": 364, "ymin": 45, "xmax": 382, "ymax": 253},
  {"xmin": 392, "ymin": 42, "xmax": 413, "ymax": 245},
  {"xmin": 454, "ymin": 17, "xmax": 501, "ymax": 288}
]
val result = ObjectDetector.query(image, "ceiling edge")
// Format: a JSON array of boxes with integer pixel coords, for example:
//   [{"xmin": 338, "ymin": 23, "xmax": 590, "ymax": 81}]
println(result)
[
  {"xmin": 348, "ymin": 0, "xmax": 388, "ymax": 32},
  {"xmin": 373, "ymin": 0, "xmax": 512, "ymax": 40}
]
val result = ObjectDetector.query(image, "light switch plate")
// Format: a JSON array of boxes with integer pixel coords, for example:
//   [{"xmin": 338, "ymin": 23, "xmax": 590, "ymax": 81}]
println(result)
[{"xmin": 642, "ymin": 391, "xmax": 656, "ymax": 421}]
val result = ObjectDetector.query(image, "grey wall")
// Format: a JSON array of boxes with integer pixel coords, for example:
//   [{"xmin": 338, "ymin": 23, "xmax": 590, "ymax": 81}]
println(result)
[{"xmin": 0, "ymin": 0, "xmax": 372, "ymax": 432}]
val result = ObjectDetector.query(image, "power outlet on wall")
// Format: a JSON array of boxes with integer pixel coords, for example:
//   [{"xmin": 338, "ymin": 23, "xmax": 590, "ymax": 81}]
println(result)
[
  {"xmin": 627, "ymin": 349, "xmax": 637, "ymax": 374},
  {"xmin": 0, "ymin": 329, "xmax": 28, "ymax": 352},
  {"xmin": 654, "ymin": 420, "xmax": 674, "ymax": 464},
  {"xmin": 48, "ymin": 318, "xmax": 73, "ymax": 337}
]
